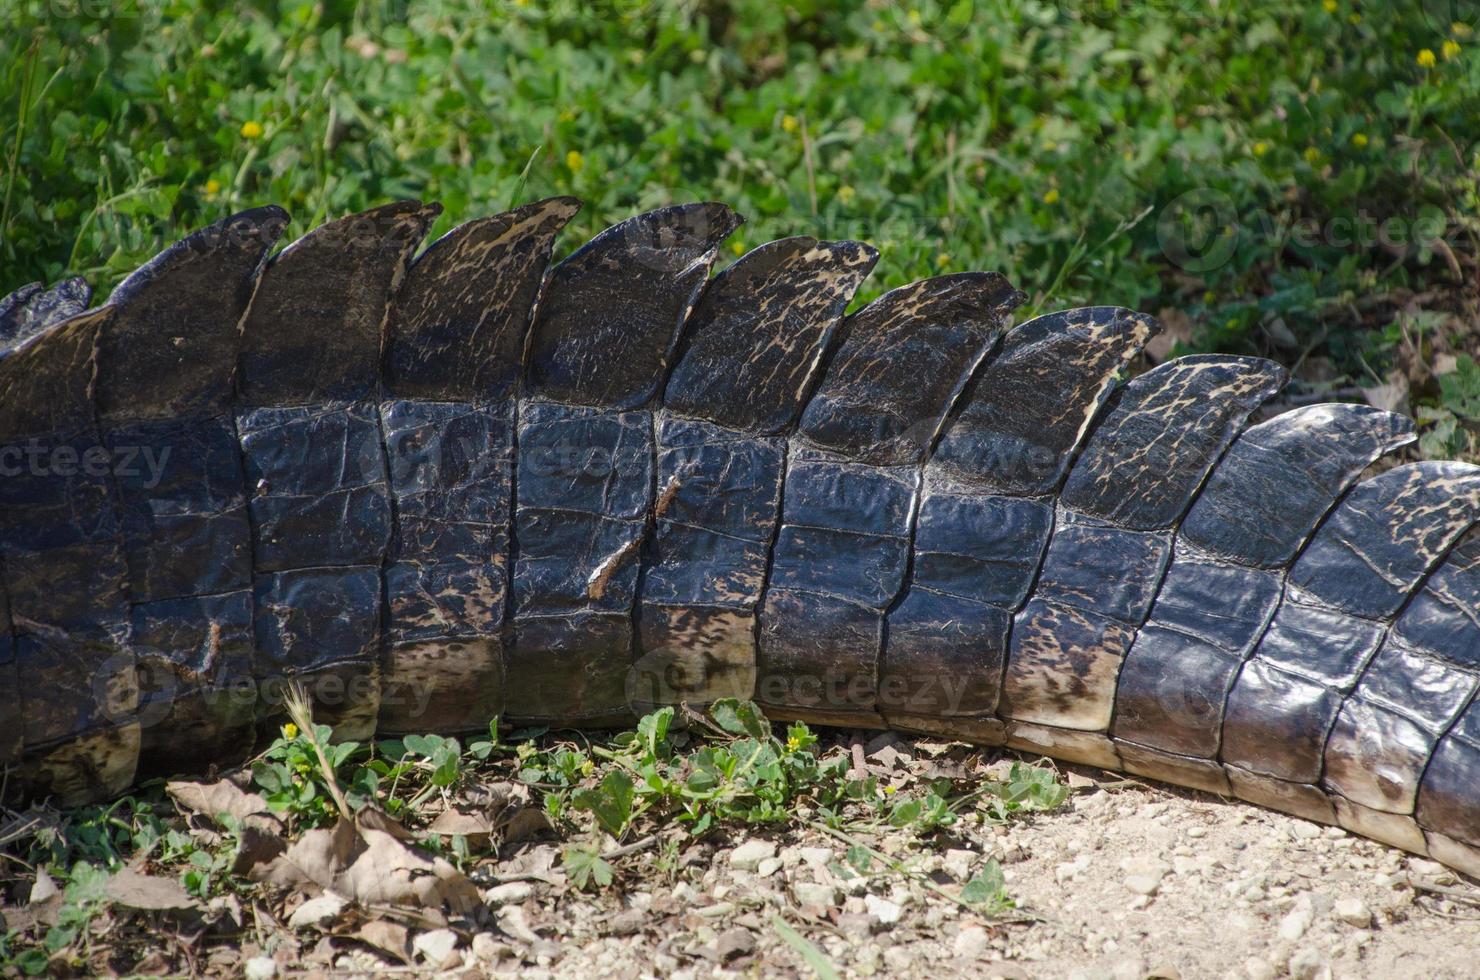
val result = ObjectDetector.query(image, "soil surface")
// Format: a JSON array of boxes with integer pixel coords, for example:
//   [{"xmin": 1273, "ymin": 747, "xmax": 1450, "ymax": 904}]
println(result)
[{"xmin": 246, "ymin": 735, "xmax": 1480, "ymax": 980}]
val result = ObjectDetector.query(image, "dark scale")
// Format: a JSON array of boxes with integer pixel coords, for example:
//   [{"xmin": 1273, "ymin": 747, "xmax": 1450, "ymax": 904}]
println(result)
[
  {"xmin": 237, "ymin": 202, "xmax": 440, "ymax": 740},
  {"xmin": 1110, "ymin": 404, "xmax": 1414, "ymax": 795},
  {"xmin": 376, "ymin": 198, "xmax": 578, "ymax": 734},
  {"xmin": 507, "ymin": 204, "xmax": 740, "ymax": 723}
]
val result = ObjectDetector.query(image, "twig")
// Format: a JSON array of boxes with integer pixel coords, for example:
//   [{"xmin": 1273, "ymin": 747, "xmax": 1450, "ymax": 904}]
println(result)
[
  {"xmin": 1408, "ymin": 876, "xmax": 1480, "ymax": 906},
  {"xmin": 601, "ymin": 834, "xmax": 658, "ymax": 861}
]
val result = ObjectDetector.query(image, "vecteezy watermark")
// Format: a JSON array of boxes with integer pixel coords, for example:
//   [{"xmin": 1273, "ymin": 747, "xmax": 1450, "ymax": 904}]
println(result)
[
  {"xmin": 0, "ymin": 441, "xmax": 171, "ymax": 488},
  {"xmin": 1156, "ymin": 189, "xmax": 1240, "ymax": 275},
  {"xmin": 1158, "ymin": 188, "xmax": 1456, "ymax": 276},
  {"xmin": 626, "ymin": 644, "xmax": 981, "ymax": 716}
]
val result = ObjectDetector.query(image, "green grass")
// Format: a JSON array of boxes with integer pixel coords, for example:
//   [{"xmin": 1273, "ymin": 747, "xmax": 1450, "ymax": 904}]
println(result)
[{"xmin": 2, "ymin": 0, "xmax": 1478, "ymax": 447}]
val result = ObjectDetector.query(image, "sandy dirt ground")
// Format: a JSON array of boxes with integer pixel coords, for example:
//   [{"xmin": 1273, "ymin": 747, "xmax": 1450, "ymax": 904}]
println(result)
[{"xmin": 251, "ymin": 735, "xmax": 1480, "ymax": 980}]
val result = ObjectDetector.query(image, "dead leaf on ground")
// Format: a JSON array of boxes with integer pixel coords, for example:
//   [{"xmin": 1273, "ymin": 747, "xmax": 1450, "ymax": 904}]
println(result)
[
  {"xmin": 167, "ymin": 779, "xmax": 279, "ymax": 832},
  {"xmin": 105, "ymin": 868, "xmax": 201, "ymax": 912},
  {"xmin": 1147, "ymin": 307, "xmax": 1195, "ymax": 363},
  {"xmin": 427, "ymin": 807, "xmax": 497, "ymax": 847},
  {"xmin": 239, "ymin": 813, "xmax": 479, "ymax": 917},
  {"xmin": 339, "ymin": 828, "xmax": 480, "ymax": 912},
  {"xmin": 499, "ymin": 806, "xmax": 554, "ymax": 844},
  {"xmin": 353, "ymin": 919, "xmax": 412, "ymax": 964},
  {"xmin": 1362, "ymin": 371, "xmax": 1411, "ymax": 414}
]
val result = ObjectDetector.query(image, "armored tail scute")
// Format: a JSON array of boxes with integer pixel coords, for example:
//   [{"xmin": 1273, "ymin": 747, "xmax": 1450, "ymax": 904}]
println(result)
[{"xmin": 4, "ymin": 199, "xmax": 1478, "ymax": 877}]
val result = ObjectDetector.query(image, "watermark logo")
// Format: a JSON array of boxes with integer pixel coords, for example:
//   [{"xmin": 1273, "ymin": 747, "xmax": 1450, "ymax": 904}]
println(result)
[
  {"xmin": 0, "ymin": 440, "xmax": 171, "ymax": 489},
  {"xmin": 1157, "ymin": 188, "xmax": 1239, "ymax": 274}
]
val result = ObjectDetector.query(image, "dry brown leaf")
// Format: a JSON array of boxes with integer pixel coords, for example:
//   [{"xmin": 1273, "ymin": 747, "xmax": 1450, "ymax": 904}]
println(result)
[
  {"xmin": 1362, "ymin": 371, "xmax": 1411, "ymax": 414},
  {"xmin": 356, "ymin": 806, "xmax": 415, "ymax": 842},
  {"xmin": 167, "ymin": 779, "xmax": 278, "ymax": 832},
  {"xmin": 105, "ymin": 868, "xmax": 201, "ymax": 912},
  {"xmin": 428, "ymin": 807, "xmax": 496, "ymax": 848},
  {"xmin": 500, "ymin": 806, "xmax": 554, "ymax": 844},
  {"xmin": 239, "ymin": 816, "xmax": 480, "ymax": 917},
  {"xmin": 337, "ymin": 828, "xmax": 481, "ymax": 913},
  {"xmin": 1147, "ymin": 307, "xmax": 1194, "ymax": 363},
  {"xmin": 251, "ymin": 818, "xmax": 361, "ymax": 891},
  {"xmin": 231, "ymin": 825, "xmax": 288, "ymax": 876},
  {"xmin": 354, "ymin": 919, "xmax": 412, "ymax": 965}
]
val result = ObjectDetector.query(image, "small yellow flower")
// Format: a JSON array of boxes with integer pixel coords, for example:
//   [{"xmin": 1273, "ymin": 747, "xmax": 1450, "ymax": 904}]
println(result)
[
  {"xmin": 580, "ymin": 759, "xmax": 595, "ymax": 776},
  {"xmin": 786, "ymin": 734, "xmax": 802, "ymax": 752},
  {"xmin": 1454, "ymin": 22, "xmax": 1474, "ymax": 39},
  {"xmin": 781, "ymin": 114, "xmax": 799, "ymax": 134},
  {"xmin": 1321, "ymin": 0, "xmax": 1336, "ymax": 12},
  {"xmin": 837, "ymin": 184, "xmax": 856, "ymax": 204},
  {"xmin": 565, "ymin": 150, "xmax": 584, "ymax": 173},
  {"xmin": 1203, "ymin": 290, "xmax": 1216, "ymax": 304},
  {"xmin": 240, "ymin": 120, "xmax": 263, "ymax": 139},
  {"xmin": 935, "ymin": 253, "xmax": 951, "ymax": 268},
  {"xmin": 282, "ymin": 722, "xmax": 298, "ymax": 740},
  {"xmin": 1042, "ymin": 188, "xmax": 1060, "ymax": 205},
  {"xmin": 204, "ymin": 178, "xmax": 221, "ymax": 196},
  {"xmin": 1304, "ymin": 146, "xmax": 1322, "ymax": 164},
  {"xmin": 1252, "ymin": 140, "xmax": 1269, "ymax": 157},
  {"xmin": 1417, "ymin": 48, "xmax": 1437, "ymax": 68},
  {"xmin": 730, "ymin": 240, "xmax": 746, "ymax": 256},
  {"xmin": 1443, "ymin": 39, "xmax": 1462, "ymax": 60},
  {"xmin": 1351, "ymin": 132, "xmax": 1369, "ymax": 148},
  {"xmin": 883, "ymin": 784, "xmax": 897, "ymax": 795}
]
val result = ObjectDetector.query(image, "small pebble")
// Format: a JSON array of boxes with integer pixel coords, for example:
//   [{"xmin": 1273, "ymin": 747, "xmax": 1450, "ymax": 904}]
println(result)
[
  {"xmin": 1287, "ymin": 947, "xmax": 1329, "ymax": 980},
  {"xmin": 864, "ymin": 894, "xmax": 903, "ymax": 925},
  {"xmin": 953, "ymin": 925, "xmax": 990, "ymax": 959},
  {"xmin": 1124, "ymin": 874, "xmax": 1161, "ymax": 897},
  {"xmin": 485, "ymin": 881, "xmax": 534, "ymax": 905},
  {"xmin": 1243, "ymin": 958, "xmax": 1275, "ymax": 980},
  {"xmin": 792, "ymin": 881, "xmax": 840, "ymax": 907},
  {"xmin": 729, "ymin": 840, "xmax": 777, "ymax": 871},
  {"xmin": 1334, "ymin": 896, "xmax": 1372, "ymax": 928},
  {"xmin": 412, "ymin": 928, "xmax": 460, "ymax": 967},
  {"xmin": 244, "ymin": 957, "xmax": 278, "ymax": 980},
  {"xmin": 1279, "ymin": 901, "xmax": 1314, "ymax": 941}
]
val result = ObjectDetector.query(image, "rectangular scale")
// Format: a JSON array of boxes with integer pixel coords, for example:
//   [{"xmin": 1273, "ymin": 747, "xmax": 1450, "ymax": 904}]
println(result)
[
  {"xmin": 238, "ymin": 403, "xmax": 392, "ymax": 572},
  {"xmin": 999, "ymin": 512, "xmax": 1171, "ymax": 731},
  {"xmin": 507, "ymin": 402, "xmax": 654, "ymax": 722},
  {"xmin": 104, "ymin": 413, "xmax": 257, "ymax": 772},
  {"xmin": 106, "ymin": 414, "xmax": 252, "ymax": 603},
  {"xmin": 634, "ymin": 417, "xmax": 784, "ymax": 711},
  {"xmin": 882, "ymin": 487, "xmax": 1053, "ymax": 723},
  {"xmin": 238, "ymin": 402, "xmax": 390, "ymax": 737},
  {"xmin": 1220, "ymin": 596, "xmax": 1385, "ymax": 784},
  {"xmin": 378, "ymin": 400, "xmax": 513, "ymax": 732},
  {"xmin": 130, "ymin": 590, "xmax": 257, "ymax": 771},
  {"xmin": 1110, "ymin": 548, "xmax": 1282, "ymax": 759},
  {"xmin": 757, "ymin": 450, "xmax": 915, "ymax": 723}
]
